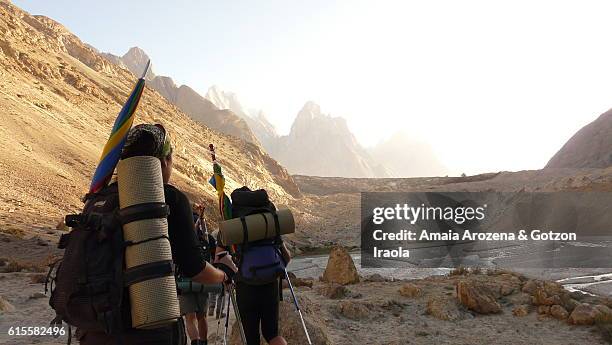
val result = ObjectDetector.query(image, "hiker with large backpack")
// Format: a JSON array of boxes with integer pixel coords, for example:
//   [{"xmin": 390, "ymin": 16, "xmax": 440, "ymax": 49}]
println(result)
[
  {"xmin": 230, "ymin": 187, "xmax": 292, "ymax": 345},
  {"xmin": 49, "ymin": 124, "xmax": 238, "ymax": 345},
  {"xmin": 177, "ymin": 204, "xmax": 219, "ymax": 345}
]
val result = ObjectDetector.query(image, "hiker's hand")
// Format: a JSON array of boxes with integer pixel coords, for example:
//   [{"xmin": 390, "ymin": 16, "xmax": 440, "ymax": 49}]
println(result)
[{"xmin": 214, "ymin": 251, "xmax": 237, "ymax": 283}]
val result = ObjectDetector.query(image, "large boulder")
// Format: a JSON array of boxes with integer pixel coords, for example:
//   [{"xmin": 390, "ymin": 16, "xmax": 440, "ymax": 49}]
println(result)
[
  {"xmin": 456, "ymin": 280, "xmax": 502, "ymax": 314},
  {"xmin": 229, "ymin": 298, "xmax": 331, "ymax": 345},
  {"xmin": 321, "ymin": 246, "xmax": 359, "ymax": 285},
  {"xmin": 568, "ymin": 303, "xmax": 600, "ymax": 325}
]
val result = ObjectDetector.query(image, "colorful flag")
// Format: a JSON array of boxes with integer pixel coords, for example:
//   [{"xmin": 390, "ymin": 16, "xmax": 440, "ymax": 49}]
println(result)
[
  {"xmin": 208, "ymin": 144, "xmax": 232, "ymax": 220},
  {"xmin": 89, "ymin": 61, "xmax": 150, "ymax": 194}
]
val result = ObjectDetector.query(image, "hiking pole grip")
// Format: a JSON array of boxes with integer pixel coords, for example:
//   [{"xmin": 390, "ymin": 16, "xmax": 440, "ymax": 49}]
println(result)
[{"xmin": 283, "ymin": 269, "xmax": 313, "ymax": 345}]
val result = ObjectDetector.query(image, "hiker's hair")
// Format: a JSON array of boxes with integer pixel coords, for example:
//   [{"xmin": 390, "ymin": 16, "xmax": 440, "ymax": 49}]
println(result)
[{"xmin": 121, "ymin": 124, "xmax": 171, "ymax": 160}]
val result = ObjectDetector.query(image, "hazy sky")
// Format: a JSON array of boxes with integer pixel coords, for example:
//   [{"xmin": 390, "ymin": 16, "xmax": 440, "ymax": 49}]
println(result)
[{"xmin": 14, "ymin": 0, "xmax": 612, "ymax": 175}]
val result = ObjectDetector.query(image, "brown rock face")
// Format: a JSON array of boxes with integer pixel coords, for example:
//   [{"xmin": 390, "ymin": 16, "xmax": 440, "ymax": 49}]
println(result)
[
  {"xmin": 456, "ymin": 280, "xmax": 502, "ymax": 314},
  {"xmin": 568, "ymin": 303, "xmax": 600, "ymax": 325},
  {"xmin": 321, "ymin": 246, "xmax": 359, "ymax": 285},
  {"xmin": 512, "ymin": 305, "xmax": 530, "ymax": 317},
  {"xmin": 398, "ymin": 283, "xmax": 421, "ymax": 298},
  {"xmin": 550, "ymin": 304, "xmax": 569, "ymax": 320},
  {"xmin": 546, "ymin": 109, "xmax": 612, "ymax": 169}
]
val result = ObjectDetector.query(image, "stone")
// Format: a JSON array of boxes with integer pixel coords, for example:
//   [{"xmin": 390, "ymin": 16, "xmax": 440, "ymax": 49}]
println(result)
[
  {"xmin": 426, "ymin": 297, "xmax": 461, "ymax": 321},
  {"xmin": 335, "ymin": 300, "xmax": 370, "ymax": 320},
  {"xmin": 398, "ymin": 283, "xmax": 421, "ymax": 298},
  {"xmin": 550, "ymin": 305, "xmax": 569, "ymax": 320},
  {"xmin": 29, "ymin": 292, "xmax": 45, "ymax": 299},
  {"xmin": 537, "ymin": 305, "xmax": 550, "ymax": 315},
  {"xmin": 0, "ymin": 296, "xmax": 15, "ymax": 312},
  {"xmin": 316, "ymin": 283, "xmax": 348, "ymax": 299},
  {"xmin": 456, "ymin": 280, "xmax": 501, "ymax": 314},
  {"xmin": 568, "ymin": 303, "xmax": 600, "ymax": 325},
  {"xmin": 512, "ymin": 305, "xmax": 529, "ymax": 317},
  {"xmin": 321, "ymin": 246, "xmax": 359, "ymax": 285}
]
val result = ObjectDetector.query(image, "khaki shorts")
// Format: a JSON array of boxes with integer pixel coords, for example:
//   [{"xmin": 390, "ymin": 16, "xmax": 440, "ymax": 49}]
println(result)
[{"xmin": 178, "ymin": 292, "xmax": 209, "ymax": 315}]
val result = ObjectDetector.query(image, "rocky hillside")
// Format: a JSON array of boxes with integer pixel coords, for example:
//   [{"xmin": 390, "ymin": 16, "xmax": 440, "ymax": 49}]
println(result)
[
  {"xmin": 103, "ymin": 47, "xmax": 259, "ymax": 144},
  {"xmin": 0, "ymin": 0, "xmax": 299, "ymax": 238},
  {"xmin": 546, "ymin": 109, "xmax": 612, "ymax": 169}
]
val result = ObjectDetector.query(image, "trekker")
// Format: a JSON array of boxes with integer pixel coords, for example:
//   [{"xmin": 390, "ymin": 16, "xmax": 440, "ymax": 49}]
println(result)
[
  {"xmin": 236, "ymin": 242, "xmax": 291, "ymax": 345},
  {"xmin": 178, "ymin": 204, "xmax": 217, "ymax": 345},
  {"xmin": 78, "ymin": 124, "xmax": 237, "ymax": 345},
  {"xmin": 230, "ymin": 187, "xmax": 293, "ymax": 345}
]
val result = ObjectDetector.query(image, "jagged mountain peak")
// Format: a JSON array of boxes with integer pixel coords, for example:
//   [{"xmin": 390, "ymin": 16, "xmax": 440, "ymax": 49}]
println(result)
[{"xmin": 121, "ymin": 46, "xmax": 154, "ymax": 79}]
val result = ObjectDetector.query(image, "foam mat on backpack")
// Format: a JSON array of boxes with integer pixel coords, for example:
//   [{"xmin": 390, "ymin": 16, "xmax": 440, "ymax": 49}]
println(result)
[
  {"xmin": 129, "ymin": 276, "xmax": 180, "ymax": 329},
  {"xmin": 117, "ymin": 156, "xmax": 179, "ymax": 329},
  {"xmin": 219, "ymin": 208, "xmax": 295, "ymax": 245}
]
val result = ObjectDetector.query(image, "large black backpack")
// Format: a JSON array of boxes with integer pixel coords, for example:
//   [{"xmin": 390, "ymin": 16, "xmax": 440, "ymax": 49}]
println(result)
[
  {"xmin": 48, "ymin": 184, "xmax": 130, "ymax": 336},
  {"xmin": 230, "ymin": 187, "xmax": 286, "ymax": 285}
]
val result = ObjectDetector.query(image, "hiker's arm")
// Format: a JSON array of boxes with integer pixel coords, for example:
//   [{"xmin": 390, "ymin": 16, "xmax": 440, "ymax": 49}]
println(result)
[
  {"xmin": 191, "ymin": 262, "xmax": 227, "ymax": 284},
  {"xmin": 280, "ymin": 241, "xmax": 291, "ymax": 264}
]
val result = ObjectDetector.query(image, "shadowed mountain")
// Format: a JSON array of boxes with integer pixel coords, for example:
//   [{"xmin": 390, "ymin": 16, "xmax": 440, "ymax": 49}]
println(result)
[{"xmin": 103, "ymin": 48, "xmax": 259, "ymax": 144}]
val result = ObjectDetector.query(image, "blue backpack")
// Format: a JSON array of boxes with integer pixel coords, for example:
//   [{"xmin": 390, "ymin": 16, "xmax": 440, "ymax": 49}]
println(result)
[{"xmin": 230, "ymin": 187, "xmax": 286, "ymax": 285}]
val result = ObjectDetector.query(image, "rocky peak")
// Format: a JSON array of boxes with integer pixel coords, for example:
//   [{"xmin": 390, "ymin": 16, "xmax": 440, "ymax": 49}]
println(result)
[{"xmin": 121, "ymin": 46, "xmax": 154, "ymax": 79}]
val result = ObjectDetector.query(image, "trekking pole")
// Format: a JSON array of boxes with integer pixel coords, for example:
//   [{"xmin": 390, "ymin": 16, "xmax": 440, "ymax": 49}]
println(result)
[
  {"xmin": 228, "ymin": 285, "xmax": 248, "ymax": 345},
  {"xmin": 223, "ymin": 288, "xmax": 231, "ymax": 345},
  {"xmin": 284, "ymin": 269, "xmax": 313, "ymax": 345},
  {"xmin": 214, "ymin": 287, "xmax": 226, "ymax": 345}
]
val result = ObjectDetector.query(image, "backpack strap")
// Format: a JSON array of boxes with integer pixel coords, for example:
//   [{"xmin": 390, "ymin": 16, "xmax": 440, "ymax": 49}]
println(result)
[
  {"xmin": 123, "ymin": 260, "xmax": 174, "ymax": 287},
  {"xmin": 118, "ymin": 203, "xmax": 169, "ymax": 225},
  {"xmin": 239, "ymin": 216, "xmax": 249, "ymax": 248}
]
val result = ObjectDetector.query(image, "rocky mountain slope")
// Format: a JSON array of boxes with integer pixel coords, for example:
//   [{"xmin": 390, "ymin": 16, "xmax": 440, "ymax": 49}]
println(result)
[
  {"xmin": 0, "ymin": 0, "xmax": 298, "ymax": 239},
  {"xmin": 546, "ymin": 108, "xmax": 612, "ymax": 169},
  {"xmin": 103, "ymin": 47, "xmax": 259, "ymax": 144}
]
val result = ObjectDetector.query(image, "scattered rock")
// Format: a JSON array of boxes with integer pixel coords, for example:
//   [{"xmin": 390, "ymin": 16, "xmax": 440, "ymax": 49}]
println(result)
[
  {"xmin": 537, "ymin": 305, "xmax": 551, "ymax": 315},
  {"xmin": 321, "ymin": 246, "xmax": 359, "ymax": 285},
  {"xmin": 550, "ymin": 304, "xmax": 569, "ymax": 320},
  {"xmin": 398, "ymin": 283, "xmax": 421, "ymax": 298},
  {"xmin": 568, "ymin": 303, "xmax": 600, "ymax": 325},
  {"xmin": 29, "ymin": 292, "xmax": 45, "ymax": 299},
  {"xmin": 456, "ymin": 280, "xmax": 501, "ymax": 314},
  {"xmin": 335, "ymin": 300, "xmax": 370, "ymax": 320},
  {"xmin": 0, "ymin": 296, "xmax": 15, "ymax": 312},
  {"xmin": 316, "ymin": 283, "xmax": 348, "ymax": 299},
  {"xmin": 426, "ymin": 297, "xmax": 461, "ymax": 321},
  {"xmin": 512, "ymin": 305, "xmax": 530, "ymax": 317}
]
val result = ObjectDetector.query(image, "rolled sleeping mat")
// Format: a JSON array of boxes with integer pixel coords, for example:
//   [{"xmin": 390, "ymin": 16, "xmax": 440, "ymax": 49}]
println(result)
[
  {"xmin": 176, "ymin": 279, "xmax": 223, "ymax": 295},
  {"xmin": 218, "ymin": 208, "xmax": 295, "ymax": 246},
  {"xmin": 117, "ymin": 156, "xmax": 180, "ymax": 329}
]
